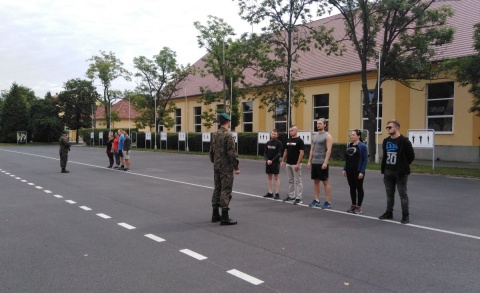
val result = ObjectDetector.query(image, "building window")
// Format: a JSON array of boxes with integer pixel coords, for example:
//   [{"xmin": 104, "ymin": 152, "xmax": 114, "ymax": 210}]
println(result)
[
  {"xmin": 275, "ymin": 98, "xmax": 287, "ymax": 133},
  {"xmin": 361, "ymin": 89, "xmax": 383, "ymax": 132},
  {"xmin": 427, "ymin": 82, "xmax": 454, "ymax": 132},
  {"xmin": 175, "ymin": 108, "xmax": 181, "ymax": 132},
  {"xmin": 194, "ymin": 107, "xmax": 201, "ymax": 133},
  {"xmin": 216, "ymin": 105, "xmax": 224, "ymax": 129},
  {"xmin": 243, "ymin": 102, "xmax": 253, "ymax": 132},
  {"xmin": 313, "ymin": 94, "xmax": 329, "ymax": 131}
]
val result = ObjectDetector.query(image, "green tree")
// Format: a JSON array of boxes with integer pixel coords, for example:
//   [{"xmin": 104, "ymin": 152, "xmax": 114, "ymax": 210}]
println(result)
[
  {"xmin": 194, "ymin": 15, "xmax": 259, "ymax": 129},
  {"xmin": 236, "ymin": 0, "xmax": 337, "ymax": 128},
  {"xmin": 455, "ymin": 23, "xmax": 480, "ymax": 115},
  {"xmin": 58, "ymin": 79, "xmax": 99, "ymax": 143},
  {"xmin": 29, "ymin": 92, "xmax": 63, "ymax": 142},
  {"xmin": 328, "ymin": 0, "xmax": 454, "ymax": 161},
  {"xmin": 0, "ymin": 83, "xmax": 29, "ymax": 143},
  {"xmin": 133, "ymin": 47, "xmax": 190, "ymax": 130},
  {"xmin": 86, "ymin": 50, "xmax": 131, "ymax": 130}
]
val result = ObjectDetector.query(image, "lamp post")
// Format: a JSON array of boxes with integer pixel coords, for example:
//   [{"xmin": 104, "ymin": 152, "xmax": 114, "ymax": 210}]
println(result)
[
  {"xmin": 154, "ymin": 96, "xmax": 157, "ymax": 149},
  {"xmin": 185, "ymin": 86, "xmax": 189, "ymax": 151},
  {"xmin": 375, "ymin": 50, "xmax": 381, "ymax": 164}
]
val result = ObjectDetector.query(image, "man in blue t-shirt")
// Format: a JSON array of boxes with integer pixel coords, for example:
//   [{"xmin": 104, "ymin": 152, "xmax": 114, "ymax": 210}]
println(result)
[{"xmin": 117, "ymin": 129, "xmax": 125, "ymax": 170}]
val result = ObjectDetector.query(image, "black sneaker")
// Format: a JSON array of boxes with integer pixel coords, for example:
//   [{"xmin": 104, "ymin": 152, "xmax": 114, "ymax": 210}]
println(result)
[
  {"xmin": 401, "ymin": 214, "xmax": 409, "ymax": 224},
  {"xmin": 107, "ymin": 165, "xmax": 112, "ymax": 168},
  {"xmin": 274, "ymin": 193, "xmax": 280, "ymax": 200},
  {"xmin": 379, "ymin": 211, "xmax": 393, "ymax": 220},
  {"xmin": 263, "ymin": 192, "xmax": 273, "ymax": 198},
  {"xmin": 123, "ymin": 168, "xmax": 130, "ymax": 172},
  {"xmin": 293, "ymin": 199, "xmax": 302, "ymax": 205},
  {"xmin": 283, "ymin": 196, "xmax": 294, "ymax": 202}
]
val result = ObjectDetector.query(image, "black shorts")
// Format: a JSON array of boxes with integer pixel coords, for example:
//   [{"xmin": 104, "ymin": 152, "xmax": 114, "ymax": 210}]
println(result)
[
  {"xmin": 265, "ymin": 161, "xmax": 280, "ymax": 175},
  {"xmin": 311, "ymin": 164, "xmax": 329, "ymax": 180},
  {"xmin": 118, "ymin": 150, "xmax": 124, "ymax": 158}
]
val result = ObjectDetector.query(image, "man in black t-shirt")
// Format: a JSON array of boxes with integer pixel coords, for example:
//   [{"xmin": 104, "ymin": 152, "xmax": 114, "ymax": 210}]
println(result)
[
  {"xmin": 379, "ymin": 119, "xmax": 415, "ymax": 224},
  {"xmin": 281, "ymin": 126, "xmax": 305, "ymax": 205},
  {"xmin": 263, "ymin": 129, "xmax": 283, "ymax": 200}
]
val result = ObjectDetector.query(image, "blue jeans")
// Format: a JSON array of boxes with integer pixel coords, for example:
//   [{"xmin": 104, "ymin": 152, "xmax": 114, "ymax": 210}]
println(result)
[{"xmin": 383, "ymin": 169, "xmax": 409, "ymax": 214}]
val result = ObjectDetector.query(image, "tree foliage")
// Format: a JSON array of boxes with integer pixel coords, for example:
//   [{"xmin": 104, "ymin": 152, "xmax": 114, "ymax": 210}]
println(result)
[
  {"xmin": 86, "ymin": 50, "xmax": 131, "ymax": 130},
  {"xmin": 29, "ymin": 92, "xmax": 63, "ymax": 142},
  {"xmin": 455, "ymin": 23, "xmax": 480, "ymax": 115},
  {"xmin": 328, "ymin": 0, "xmax": 454, "ymax": 161},
  {"xmin": 194, "ymin": 15, "xmax": 258, "ymax": 129},
  {"xmin": 133, "ymin": 47, "xmax": 190, "ymax": 130},
  {"xmin": 0, "ymin": 83, "xmax": 29, "ymax": 143},
  {"xmin": 236, "ymin": 0, "xmax": 338, "ymax": 128},
  {"xmin": 58, "ymin": 79, "xmax": 99, "ymax": 143}
]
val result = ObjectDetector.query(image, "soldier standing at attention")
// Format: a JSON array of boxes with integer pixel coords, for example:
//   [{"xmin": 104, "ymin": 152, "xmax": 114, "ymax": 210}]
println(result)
[
  {"xmin": 209, "ymin": 113, "xmax": 240, "ymax": 225},
  {"xmin": 59, "ymin": 129, "xmax": 71, "ymax": 173}
]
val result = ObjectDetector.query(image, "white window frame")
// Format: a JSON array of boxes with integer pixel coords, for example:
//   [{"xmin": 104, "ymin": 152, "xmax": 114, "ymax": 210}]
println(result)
[
  {"xmin": 426, "ymin": 82, "xmax": 454, "ymax": 134},
  {"xmin": 274, "ymin": 98, "xmax": 287, "ymax": 133},
  {"xmin": 194, "ymin": 106, "xmax": 201, "ymax": 133},
  {"xmin": 361, "ymin": 89, "xmax": 383, "ymax": 133},
  {"xmin": 312, "ymin": 94, "xmax": 329, "ymax": 131},
  {"xmin": 175, "ymin": 108, "xmax": 182, "ymax": 132},
  {"xmin": 242, "ymin": 101, "xmax": 253, "ymax": 132}
]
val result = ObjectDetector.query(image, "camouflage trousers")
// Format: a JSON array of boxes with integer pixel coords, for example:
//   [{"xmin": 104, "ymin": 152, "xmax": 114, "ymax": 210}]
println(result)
[
  {"xmin": 60, "ymin": 152, "xmax": 68, "ymax": 169},
  {"xmin": 211, "ymin": 169, "xmax": 234, "ymax": 209}
]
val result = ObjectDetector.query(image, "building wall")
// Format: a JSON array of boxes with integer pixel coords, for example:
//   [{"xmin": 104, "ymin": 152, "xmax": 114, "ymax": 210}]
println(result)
[{"xmin": 164, "ymin": 74, "xmax": 479, "ymax": 162}]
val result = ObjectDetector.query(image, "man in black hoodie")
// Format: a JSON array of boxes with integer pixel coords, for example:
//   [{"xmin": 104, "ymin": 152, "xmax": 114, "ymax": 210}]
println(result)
[{"xmin": 379, "ymin": 120, "xmax": 415, "ymax": 224}]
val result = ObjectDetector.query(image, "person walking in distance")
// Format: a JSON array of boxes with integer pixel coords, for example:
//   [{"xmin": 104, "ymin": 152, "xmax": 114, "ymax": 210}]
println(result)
[
  {"xmin": 209, "ymin": 113, "xmax": 240, "ymax": 225},
  {"xmin": 263, "ymin": 129, "xmax": 283, "ymax": 200},
  {"xmin": 106, "ymin": 132, "xmax": 114, "ymax": 168},
  {"xmin": 123, "ymin": 130, "xmax": 131, "ymax": 172},
  {"xmin": 307, "ymin": 119, "xmax": 333, "ymax": 209},
  {"xmin": 281, "ymin": 125, "xmax": 304, "ymax": 205},
  {"xmin": 59, "ymin": 129, "xmax": 71, "ymax": 173},
  {"xmin": 343, "ymin": 129, "xmax": 368, "ymax": 214},
  {"xmin": 379, "ymin": 120, "xmax": 415, "ymax": 224},
  {"xmin": 112, "ymin": 132, "xmax": 121, "ymax": 169},
  {"xmin": 117, "ymin": 129, "xmax": 125, "ymax": 170}
]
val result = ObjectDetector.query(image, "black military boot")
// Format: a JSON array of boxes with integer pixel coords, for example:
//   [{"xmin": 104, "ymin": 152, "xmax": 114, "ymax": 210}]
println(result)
[
  {"xmin": 379, "ymin": 211, "xmax": 393, "ymax": 220},
  {"xmin": 220, "ymin": 208, "xmax": 237, "ymax": 226},
  {"xmin": 61, "ymin": 168, "xmax": 70, "ymax": 173},
  {"xmin": 401, "ymin": 213, "xmax": 410, "ymax": 224},
  {"xmin": 212, "ymin": 206, "xmax": 221, "ymax": 223}
]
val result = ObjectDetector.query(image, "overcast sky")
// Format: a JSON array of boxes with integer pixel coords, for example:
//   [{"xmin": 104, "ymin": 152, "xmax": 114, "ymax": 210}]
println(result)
[{"xmin": 0, "ymin": 0, "xmax": 260, "ymax": 98}]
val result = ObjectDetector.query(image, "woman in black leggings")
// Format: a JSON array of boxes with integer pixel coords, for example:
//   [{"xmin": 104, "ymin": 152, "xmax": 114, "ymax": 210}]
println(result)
[{"xmin": 342, "ymin": 130, "xmax": 368, "ymax": 214}]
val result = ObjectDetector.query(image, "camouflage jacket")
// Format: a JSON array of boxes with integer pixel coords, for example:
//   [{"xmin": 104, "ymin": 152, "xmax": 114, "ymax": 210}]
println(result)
[
  {"xmin": 59, "ymin": 135, "xmax": 70, "ymax": 153},
  {"xmin": 209, "ymin": 127, "xmax": 239, "ymax": 172}
]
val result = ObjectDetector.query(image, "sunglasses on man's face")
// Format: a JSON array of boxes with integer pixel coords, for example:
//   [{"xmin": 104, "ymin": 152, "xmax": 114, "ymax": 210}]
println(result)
[{"xmin": 386, "ymin": 126, "xmax": 393, "ymax": 129}]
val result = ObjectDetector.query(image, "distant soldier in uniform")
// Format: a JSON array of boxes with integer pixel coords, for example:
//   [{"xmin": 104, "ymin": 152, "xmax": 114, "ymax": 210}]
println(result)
[
  {"xmin": 59, "ymin": 129, "xmax": 71, "ymax": 173},
  {"xmin": 209, "ymin": 113, "xmax": 240, "ymax": 225}
]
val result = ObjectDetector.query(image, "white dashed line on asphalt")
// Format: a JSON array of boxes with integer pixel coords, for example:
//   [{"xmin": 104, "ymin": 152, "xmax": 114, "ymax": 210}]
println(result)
[
  {"xmin": 79, "ymin": 206, "xmax": 92, "ymax": 211},
  {"xmin": 227, "ymin": 269, "xmax": 264, "ymax": 285},
  {"xmin": 118, "ymin": 223, "xmax": 136, "ymax": 230},
  {"xmin": 179, "ymin": 249, "xmax": 207, "ymax": 260},
  {"xmin": 144, "ymin": 234, "xmax": 166, "ymax": 243},
  {"xmin": 53, "ymin": 194, "xmax": 63, "ymax": 198},
  {"xmin": 35, "ymin": 186, "xmax": 43, "ymax": 189},
  {"xmin": 65, "ymin": 200, "xmax": 76, "ymax": 204},
  {"xmin": 97, "ymin": 213, "xmax": 111, "ymax": 219},
  {"xmin": 28, "ymin": 183, "xmax": 35, "ymax": 185},
  {"xmin": 44, "ymin": 190, "xmax": 52, "ymax": 194},
  {"xmin": 10, "ymin": 174, "xmax": 15, "ymax": 177},
  {"xmin": 15, "ymin": 177, "xmax": 21, "ymax": 179},
  {"xmin": 21, "ymin": 180, "xmax": 27, "ymax": 182}
]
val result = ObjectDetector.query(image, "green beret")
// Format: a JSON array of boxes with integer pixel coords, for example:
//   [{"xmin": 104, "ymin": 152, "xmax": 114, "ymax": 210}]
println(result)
[
  {"xmin": 219, "ymin": 113, "xmax": 231, "ymax": 121},
  {"xmin": 63, "ymin": 130, "xmax": 69, "ymax": 134}
]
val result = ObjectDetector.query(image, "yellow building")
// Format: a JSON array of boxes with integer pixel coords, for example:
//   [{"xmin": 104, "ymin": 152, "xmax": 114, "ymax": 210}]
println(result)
[{"xmin": 170, "ymin": 1, "xmax": 480, "ymax": 162}]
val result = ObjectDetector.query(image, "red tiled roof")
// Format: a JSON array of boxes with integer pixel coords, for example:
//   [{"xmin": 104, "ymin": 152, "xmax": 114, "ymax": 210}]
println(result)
[
  {"xmin": 95, "ymin": 98, "xmax": 138, "ymax": 119},
  {"xmin": 178, "ymin": 0, "xmax": 478, "ymax": 98}
]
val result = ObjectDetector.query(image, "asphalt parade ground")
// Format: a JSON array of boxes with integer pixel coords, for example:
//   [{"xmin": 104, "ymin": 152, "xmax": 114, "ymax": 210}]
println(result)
[{"xmin": 1, "ymin": 145, "xmax": 479, "ymax": 293}]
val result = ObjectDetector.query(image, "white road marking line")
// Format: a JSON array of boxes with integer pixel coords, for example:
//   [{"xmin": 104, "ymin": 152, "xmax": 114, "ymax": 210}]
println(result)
[
  {"xmin": 53, "ymin": 194, "xmax": 63, "ymax": 198},
  {"xmin": 79, "ymin": 206, "xmax": 92, "ymax": 211},
  {"xmin": 5, "ymin": 172, "xmax": 10, "ymax": 174},
  {"xmin": 15, "ymin": 177, "xmax": 21, "ymax": 179},
  {"xmin": 44, "ymin": 190, "xmax": 52, "ymax": 194},
  {"xmin": 97, "ymin": 213, "xmax": 111, "ymax": 219},
  {"xmin": 21, "ymin": 180, "xmax": 27, "ymax": 182},
  {"xmin": 28, "ymin": 183, "xmax": 35, "ymax": 185},
  {"xmin": 35, "ymin": 186, "xmax": 43, "ymax": 189},
  {"xmin": 118, "ymin": 223, "xmax": 136, "ymax": 230},
  {"xmin": 179, "ymin": 249, "xmax": 207, "ymax": 260},
  {"xmin": 65, "ymin": 200, "xmax": 76, "ymax": 204},
  {"xmin": 10, "ymin": 174, "xmax": 15, "ymax": 177},
  {"xmin": 227, "ymin": 269, "xmax": 264, "ymax": 285},
  {"xmin": 144, "ymin": 234, "xmax": 166, "ymax": 242},
  {"xmin": 2, "ymin": 148, "xmax": 480, "ymax": 241}
]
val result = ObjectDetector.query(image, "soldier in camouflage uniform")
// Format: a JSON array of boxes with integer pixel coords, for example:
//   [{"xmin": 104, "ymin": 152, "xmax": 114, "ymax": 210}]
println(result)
[
  {"xmin": 209, "ymin": 113, "xmax": 240, "ymax": 225},
  {"xmin": 59, "ymin": 129, "xmax": 71, "ymax": 173}
]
